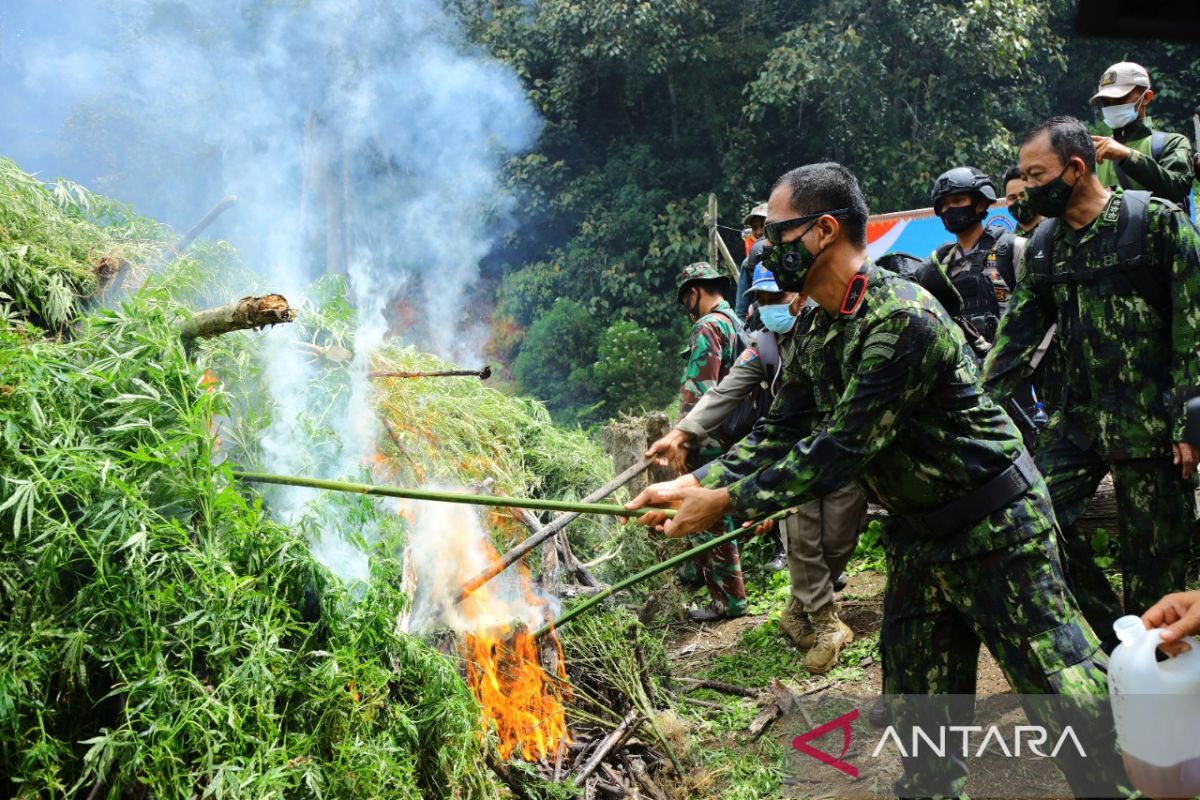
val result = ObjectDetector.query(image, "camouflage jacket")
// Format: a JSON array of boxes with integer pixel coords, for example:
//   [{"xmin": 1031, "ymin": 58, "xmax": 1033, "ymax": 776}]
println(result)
[
  {"xmin": 679, "ymin": 300, "xmax": 740, "ymax": 416},
  {"xmin": 982, "ymin": 188, "xmax": 1200, "ymax": 458},
  {"xmin": 699, "ymin": 262, "xmax": 1046, "ymax": 562},
  {"xmin": 1095, "ymin": 118, "xmax": 1194, "ymax": 205}
]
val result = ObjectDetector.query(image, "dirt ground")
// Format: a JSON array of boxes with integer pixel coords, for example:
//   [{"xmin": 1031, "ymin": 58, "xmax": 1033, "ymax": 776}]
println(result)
[{"xmin": 665, "ymin": 568, "xmax": 1073, "ymax": 799}]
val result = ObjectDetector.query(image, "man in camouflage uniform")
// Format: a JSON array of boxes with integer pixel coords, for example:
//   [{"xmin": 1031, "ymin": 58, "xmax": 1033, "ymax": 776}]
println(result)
[
  {"xmin": 630, "ymin": 163, "xmax": 1123, "ymax": 797},
  {"xmin": 675, "ymin": 261, "xmax": 747, "ymax": 621},
  {"xmin": 649, "ymin": 263, "xmax": 866, "ymax": 672},
  {"xmin": 1090, "ymin": 61, "xmax": 1195, "ymax": 208},
  {"xmin": 984, "ymin": 116, "xmax": 1200, "ymax": 652}
]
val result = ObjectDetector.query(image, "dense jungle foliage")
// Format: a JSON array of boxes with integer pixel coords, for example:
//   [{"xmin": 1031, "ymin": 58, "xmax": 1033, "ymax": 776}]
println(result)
[{"xmin": 455, "ymin": 0, "xmax": 1200, "ymax": 424}]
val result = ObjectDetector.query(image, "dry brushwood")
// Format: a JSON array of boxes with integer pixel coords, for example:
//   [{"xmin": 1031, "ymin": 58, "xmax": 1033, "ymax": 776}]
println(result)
[
  {"xmin": 573, "ymin": 709, "xmax": 642, "ymax": 787},
  {"xmin": 178, "ymin": 294, "xmax": 297, "ymax": 341}
]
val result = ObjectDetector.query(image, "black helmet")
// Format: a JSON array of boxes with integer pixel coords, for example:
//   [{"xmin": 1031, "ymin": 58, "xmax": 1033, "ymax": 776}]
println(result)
[{"xmin": 930, "ymin": 167, "xmax": 996, "ymax": 215}]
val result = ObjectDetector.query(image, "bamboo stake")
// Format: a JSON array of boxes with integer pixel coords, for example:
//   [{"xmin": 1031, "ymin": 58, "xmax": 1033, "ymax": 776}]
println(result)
[
  {"xmin": 368, "ymin": 366, "xmax": 491, "ymax": 380},
  {"xmin": 453, "ymin": 458, "xmax": 651, "ymax": 605},
  {"xmin": 531, "ymin": 517, "xmax": 779, "ymax": 640},
  {"xmin": 231, "ymin": 470, "xmax": 674, "ymax": 520}
]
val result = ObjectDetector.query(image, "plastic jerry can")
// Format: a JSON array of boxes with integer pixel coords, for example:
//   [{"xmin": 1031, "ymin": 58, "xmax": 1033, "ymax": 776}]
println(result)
[{"xmin": 1108, "ymin": 614, "xmax": 1200, "ymax": 798}]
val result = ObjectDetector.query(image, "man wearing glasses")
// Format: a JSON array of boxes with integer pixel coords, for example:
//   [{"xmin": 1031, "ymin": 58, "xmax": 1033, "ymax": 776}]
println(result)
[{"xmin": 627, "ymin": 162, "xmax": 1123, "ymax": 798}]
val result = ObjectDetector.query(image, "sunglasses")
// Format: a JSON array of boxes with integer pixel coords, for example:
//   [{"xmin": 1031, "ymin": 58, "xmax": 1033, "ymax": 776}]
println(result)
[{"xmin": 763, "ymin": 208, "xmax": 850, "ymax": 246}]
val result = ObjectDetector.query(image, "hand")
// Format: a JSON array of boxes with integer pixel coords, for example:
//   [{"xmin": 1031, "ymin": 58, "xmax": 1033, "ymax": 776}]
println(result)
[
  {"xmin": 743, "ymin": 516, "xmax": 777, "ymax": 536},
  {"xmin": 1141, "ymin": 590, "xmax": 1200, "ymax": 656},
  {"xmin": 624, "ymin": 474, "xmax": 699, "ymax": 529},
  {"xmin": 662, "ymin": 486, "xmax": 733, "ymax": 538},
  {"xmin": 1092, "ymin": 135, "xmax": 1131, "ymax": 163},
  {"xmin": 1172, "ymin": 442, "xmax": 1197, "ymax": 480},
  {"xmin": 645, "ymin": 429, "xmax": 694, "ymax": 475}
]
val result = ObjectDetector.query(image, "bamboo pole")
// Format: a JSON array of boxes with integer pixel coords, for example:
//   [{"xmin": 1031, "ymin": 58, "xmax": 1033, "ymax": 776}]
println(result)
[
  {"xmin": 532, "ymin": 525, "xmax": 751, "ymax": 640},
  {"xmin": 453, "ymin": 457, "xmax": 651, "ymax": 605},
  {"xmin": 713, "ymin": 228, "xmax": 741, "ymax": 282},
  {"xmin": 230, "ymin": 470, "xmax": 675, "ymax": 520}
]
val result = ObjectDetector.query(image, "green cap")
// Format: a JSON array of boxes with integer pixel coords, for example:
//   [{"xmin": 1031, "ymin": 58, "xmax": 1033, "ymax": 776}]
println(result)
[{"xmin": 676, "ymin": 261, "xmax": 730, "ymax": 301}]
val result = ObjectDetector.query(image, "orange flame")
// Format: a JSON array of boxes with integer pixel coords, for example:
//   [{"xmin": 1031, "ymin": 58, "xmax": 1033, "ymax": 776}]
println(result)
[{"xmin": 461, "ymin": 625, "xmax": 571, "ymax": 761}]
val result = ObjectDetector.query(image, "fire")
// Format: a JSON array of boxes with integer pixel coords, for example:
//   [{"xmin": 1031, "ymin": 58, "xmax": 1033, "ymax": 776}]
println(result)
[
  {"xmin": 461, "ymin": 625, "xmax": 571, "ymax": 761},
  {"xmin": 399, "ymin": 496, "xmax": 572, "ymax": 762}
]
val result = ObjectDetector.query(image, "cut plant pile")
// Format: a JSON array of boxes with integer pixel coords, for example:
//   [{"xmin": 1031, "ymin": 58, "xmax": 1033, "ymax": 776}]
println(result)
[{"xmin": 0, "ymin": 159, "xmax": 610, "ymax": 799}]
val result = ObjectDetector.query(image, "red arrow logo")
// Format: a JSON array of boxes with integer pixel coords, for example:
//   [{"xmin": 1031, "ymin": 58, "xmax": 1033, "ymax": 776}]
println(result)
[{"xmin": 792, "ymin": 708, "xmax": 859, "ymax": 778}]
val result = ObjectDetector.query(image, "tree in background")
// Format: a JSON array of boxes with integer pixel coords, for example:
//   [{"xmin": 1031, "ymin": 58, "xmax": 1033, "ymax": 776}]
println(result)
[{"xmin": 454, "ymin": 0, "xmax": 1200, "ymax": 424}]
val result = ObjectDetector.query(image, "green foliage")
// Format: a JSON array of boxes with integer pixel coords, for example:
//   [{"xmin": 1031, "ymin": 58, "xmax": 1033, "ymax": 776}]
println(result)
[
  {"xmin": 850, "ymin": 518, "xmax": 887, "ymax": 573},
  {"xmin": 0, "ymin": 159, "xmax": 634, "ymax": 798},
  {"xmin": 592, "ymin": 320, "xmax": 678, "ymax": 419},
  {"xmin": 0, "ymin": 157, "xmax": 167, "ymax": 333},
  {"xmin": 454, "ymin": 0, "xmax": 1200, "ymax": 422},
  {"xmin": 511, "ymin": 297, "xmax": 601, "ymax": 423},
  {"xmin": 1091, "ymin": 527, "xmax": 1115, "ymax": 570}
]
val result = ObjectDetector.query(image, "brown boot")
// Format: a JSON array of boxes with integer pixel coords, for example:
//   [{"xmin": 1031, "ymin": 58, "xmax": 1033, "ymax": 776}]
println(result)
[
  {"xmin": 778, "ymin": 597, "xmax": 815, "ymax": 650},
  {"xmin": 803, "ymin": 602, "xmax": 853, "ymax": 675}
]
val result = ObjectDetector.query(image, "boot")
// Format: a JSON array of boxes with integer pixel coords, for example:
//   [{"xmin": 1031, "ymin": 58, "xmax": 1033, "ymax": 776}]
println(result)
[
  {"xmin": 803, "ymin": 602, "xmax": 853, "ymax": 675},
  {"xmin": 768, "ymin": 536, "xmax": 786, "ymax": 572},
  {"xmin": 778, "ymin": 597, "xmax": 815, "ymax": 650}
]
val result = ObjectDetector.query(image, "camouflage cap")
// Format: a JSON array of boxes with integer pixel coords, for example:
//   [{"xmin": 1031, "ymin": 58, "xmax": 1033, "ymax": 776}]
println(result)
[
  {"xmin": 676, "ymin": 261, "xmax": 730, "ymax": 301},
  {"xmin": 742, "ymin": 202, "xmax": 769, "ymax": 226},
  {"xmin": 1089, "ymin": 62, "xmax": 1150, "ymax": 106}
]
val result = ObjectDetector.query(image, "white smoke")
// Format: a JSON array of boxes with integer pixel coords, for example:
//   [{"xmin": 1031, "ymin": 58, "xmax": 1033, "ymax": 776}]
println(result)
[
  {"xmin": 403, "ymin": 500, "xmax": 555, "ymax": 635},
  {"xmin": 0, "ymin": 1, "xmax": 540, "ymax": 584}
]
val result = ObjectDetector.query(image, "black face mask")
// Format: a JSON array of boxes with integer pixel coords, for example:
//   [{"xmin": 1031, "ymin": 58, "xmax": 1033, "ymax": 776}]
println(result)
[
  {"xmin": 682, "ymin": 289, "xmax": 702, "ymax": 322},
  {"xmin": 1023, "ymin": 163, "xmax": 1079, "ymax": 219},
  {"xmin": 1009, "ymin": 198, "xmax": 1037, "ymax": 227},
  {"xmin": 940, "ymin": 204, "xmax": 985, "ymax": 234}
]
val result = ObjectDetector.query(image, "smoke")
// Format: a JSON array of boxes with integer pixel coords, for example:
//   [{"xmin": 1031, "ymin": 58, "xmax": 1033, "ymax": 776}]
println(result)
[
  {"xmin": 402, "ymin": 500, "xmax": 556, "ymax": 635},
  {"xmin": 0, "ymin": 1, "xmax": 539, "ymax": 584}
]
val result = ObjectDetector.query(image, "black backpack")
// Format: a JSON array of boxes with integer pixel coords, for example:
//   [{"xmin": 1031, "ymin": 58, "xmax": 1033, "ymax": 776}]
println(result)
[
  {"xmin": 1025, "ymin": 190, "xmax": 1169, "ymax": 318},
  {"xmin": 715, "ymin": 328, "xmax": 782, "ymax": 449}
]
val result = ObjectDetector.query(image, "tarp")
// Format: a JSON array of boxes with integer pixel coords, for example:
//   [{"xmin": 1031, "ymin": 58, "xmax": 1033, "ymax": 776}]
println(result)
[{"xmin": 868, "ymin": 184, "xmax": 1199, "ymax": 261}]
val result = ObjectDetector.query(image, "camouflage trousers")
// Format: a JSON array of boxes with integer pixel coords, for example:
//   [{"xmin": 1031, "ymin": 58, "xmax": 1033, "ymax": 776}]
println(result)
[
  {"xmin": 687, "ymin": 522, "xmax": 746, "ymax": 615},
  {"xmin": 882, "ymin": 533, "xmax": 1122, "ymax": 798},
  {"xmin": 1036, "ymin": 435, "xmax": 1197, "ymax": 651}
]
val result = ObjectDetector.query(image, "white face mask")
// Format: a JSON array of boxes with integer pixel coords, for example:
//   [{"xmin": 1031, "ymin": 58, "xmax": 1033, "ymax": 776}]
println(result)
[{"xmin": 1102, "ymin": 98, "xmax": 1141, "ymax": 130}]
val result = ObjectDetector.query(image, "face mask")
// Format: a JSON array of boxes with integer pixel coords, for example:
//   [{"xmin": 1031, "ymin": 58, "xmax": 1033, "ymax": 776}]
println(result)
[
  {"xmin": 1009, "ymin": 198, "xmax": 1037, "ymax": 227},
  {"xmin": 759, "ymin": 303, "xmax": 798, "ymax": 333},
  {"xmin": 764, "ymin": 220, "xmax": 822, "ymax": 292},
  {"xmin": 1022, "ymin": 163, "xmax": 1078, "ymax": 219},
  {"xmin": 1102, "ymin": 97, "xmax": 1141, "ymax": 131},
  {"xmin": 940, "ymin": 204, "xmax": 985, "ymax": 234},
  {"xmin": 681, "ymin": 289, "xmax": 701, "ymax": 322}
]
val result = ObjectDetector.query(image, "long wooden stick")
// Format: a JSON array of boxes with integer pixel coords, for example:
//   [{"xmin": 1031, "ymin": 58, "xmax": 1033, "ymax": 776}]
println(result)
[
  {"xmin": 231, "ymin": 469, "xmax": 671, "ymax": 520},
  {"xmin": 179, "ymin": 295, "xmax": 296, "ymax": 342},
  {"xmin": 573, "ymin": 710, "xmax": 642, "ymax": 787},
  {"xmin": 368, "ymin": 366, "xmax": 491, "ymax": 380},
  {"xmin": 453, "ymin": 458, "xmax": 652, "ymax": 605}
]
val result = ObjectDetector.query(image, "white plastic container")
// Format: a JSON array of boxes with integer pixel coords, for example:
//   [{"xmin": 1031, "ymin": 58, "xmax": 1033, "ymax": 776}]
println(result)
[{"xmin": 1108, "ymin": 614, "xmax": 1200, "ymax": 798}]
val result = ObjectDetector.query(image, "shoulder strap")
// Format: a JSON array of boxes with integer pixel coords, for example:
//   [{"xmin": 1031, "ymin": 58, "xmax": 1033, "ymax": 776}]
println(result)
[
  {"xmin": 712, "ymin": 305, "xmax": 750, "ymax": 352},
  {"xmin": 1151, "ymin": 130, "xmax": 1166, "ymax": 160},
  {"xmin": 757, "ymin": 329, "xmax": 780, "ymax": 374},
  {"xmin": 1116, "ymin": 190, "xmax": 1169, "ymax": 318},
  {"xmin": 992, "ymin": 230, "xmax": 1017, "ymax": 289},
  {"xmin": 1027, "ymin": 218, "xmax": 1059, "ymax": 281},
  {"xmin": 931, "ymin": 242, "xmax": 954, "ymax": 268}
]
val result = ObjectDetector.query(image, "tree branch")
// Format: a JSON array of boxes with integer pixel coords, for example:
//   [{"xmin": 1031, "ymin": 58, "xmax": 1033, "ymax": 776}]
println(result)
[{"xmin": 179, "ymin": 295, "xmax": 296, "ymax": 342}]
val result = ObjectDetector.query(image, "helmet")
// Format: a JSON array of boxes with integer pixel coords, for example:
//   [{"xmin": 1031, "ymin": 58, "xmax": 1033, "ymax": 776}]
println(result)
[
  {"xmin": 742, "ymin": 202, "xmax": 769, "ymax": 226},
  {"xmin": 930, "ymin": 167, "xmax": 996, "ymax": 214},
  {"xmin": 750, "ymin": 262, "xmax": 781, "ymax": 293},
  {"xmin": 676, "ymin": 261, "xmax": 730, "ymax": 301}
]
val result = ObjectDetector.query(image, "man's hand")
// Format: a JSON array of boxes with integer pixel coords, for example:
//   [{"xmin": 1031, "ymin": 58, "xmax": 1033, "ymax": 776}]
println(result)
[
  {"xmin": 1141, "ymin": 590, "xmax": 1200, "ymax": 656},
  {"xmin": 645, "ymin": 429, "xmax": 695, "ymax": 475},
  {"xmin": 1172, "ymin": 442, "xmax": 1197, "ymax": 480},
  {"xmin": 662, "ymin": 486, "xmax": 733, "ymax": 538},
  {"xmin": 1092, "ymin": 135, "xmax": 1131, "ymax": 164},
  {"xmin": 624, "ymin": 474, "xmax": 699, "ymax": 529}
]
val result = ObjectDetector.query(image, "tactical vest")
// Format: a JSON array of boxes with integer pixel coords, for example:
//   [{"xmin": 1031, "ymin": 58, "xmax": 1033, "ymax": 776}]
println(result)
[{"xmin": 931, "ymin": 221, "xmax": 1017, "ymax": 343}]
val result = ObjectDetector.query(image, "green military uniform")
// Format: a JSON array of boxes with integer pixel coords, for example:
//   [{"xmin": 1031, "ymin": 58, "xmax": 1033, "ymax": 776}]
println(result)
[
  {"xmin": 700, "ymin": 261, "xmax": 1122, "ymax": 797},
  {"xmin": 677, "ymin": 263, "xmax": 746, "ymax": 616},
  {"xmin": 983, "ymin": 188, "xmax": 1200, "ymax": 649},
  {"xmin": 1095, "ymin": 118, "xmax": 1194, "ymax": 206}
]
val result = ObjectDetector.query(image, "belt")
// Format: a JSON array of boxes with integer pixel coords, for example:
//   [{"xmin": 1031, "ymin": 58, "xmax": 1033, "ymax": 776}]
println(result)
[{"xmin": 908, "ymin": 449, "xmax": 1039, "ymax": 538}]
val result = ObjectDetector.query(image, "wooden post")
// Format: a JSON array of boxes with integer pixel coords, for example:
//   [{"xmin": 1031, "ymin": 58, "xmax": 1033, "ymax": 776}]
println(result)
[{"xmin": 705, "ymin": 193, "xmax": 718, "ymax": 269}]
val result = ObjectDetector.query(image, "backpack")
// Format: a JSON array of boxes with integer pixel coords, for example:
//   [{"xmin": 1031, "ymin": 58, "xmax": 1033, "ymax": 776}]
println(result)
[
  {"xmin": 714, "ymin": 328, "xmax": 782, "ymax": 449},
  {"xmin": 1025, "ymin": 189, "xmax": 1169, "ymax": 318}
]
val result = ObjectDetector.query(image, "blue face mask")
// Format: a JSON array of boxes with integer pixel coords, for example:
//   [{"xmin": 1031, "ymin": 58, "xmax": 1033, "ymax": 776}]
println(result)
[{"xmin": 759, "ymin": 303, "xmax": 797, "ymax": 333}]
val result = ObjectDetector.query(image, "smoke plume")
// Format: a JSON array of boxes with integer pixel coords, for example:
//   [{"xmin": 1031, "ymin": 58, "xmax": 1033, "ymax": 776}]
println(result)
[{"xmin": 0, "ymin": 1, "xmax": 540, "ymax": 583}]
